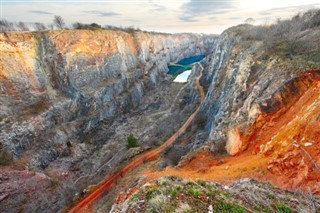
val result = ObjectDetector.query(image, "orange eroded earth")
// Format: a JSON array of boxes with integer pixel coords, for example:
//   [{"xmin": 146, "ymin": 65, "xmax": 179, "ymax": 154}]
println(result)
[{"xmin": 145, "ymin": 72, "xmax": 320, "ymax": 194}]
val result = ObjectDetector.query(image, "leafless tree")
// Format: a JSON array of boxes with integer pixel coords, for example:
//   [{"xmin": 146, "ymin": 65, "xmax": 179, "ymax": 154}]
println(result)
[
  {"xmin": 16, "ymin": 21, "xmax": 29, "ymax": 31},
  {"xmin": 53, "ymin": 15, "xmax": 65, "ymax": 29},
  {"xmin": 47, "ymin": 24, "xmax": 54, "ymax": 30},
  {"xmin": 0, "ymin": 19, "xmax": 15, "ymax": 32},
  {"xmin": 34, "ymin": 22, "xmax": 47, "ymax": 31}
]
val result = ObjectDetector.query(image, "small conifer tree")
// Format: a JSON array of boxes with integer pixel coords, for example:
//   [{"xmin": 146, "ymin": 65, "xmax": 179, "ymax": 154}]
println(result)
[{"xmin": 127, "ymin": 134, "xmax": 138, "ymax": 148}]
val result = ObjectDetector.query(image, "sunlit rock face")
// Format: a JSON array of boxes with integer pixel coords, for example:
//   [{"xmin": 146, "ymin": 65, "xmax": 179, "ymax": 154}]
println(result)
[
  {"xmin": 200, "ymin": 26, "xmax": 320, "ymax": 145},
  {"xmin": 197, "ymin": 24, "xmax": 320, "ymax": 191},
  {"xmin": 0, "ymin": 30, "xmax": 216, "ymax": 167}
]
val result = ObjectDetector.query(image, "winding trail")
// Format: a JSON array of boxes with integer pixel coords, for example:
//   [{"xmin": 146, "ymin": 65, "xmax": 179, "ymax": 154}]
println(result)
[{"xmin": 68, "ymin": 63, "xmax": 205, "ymax": 213}]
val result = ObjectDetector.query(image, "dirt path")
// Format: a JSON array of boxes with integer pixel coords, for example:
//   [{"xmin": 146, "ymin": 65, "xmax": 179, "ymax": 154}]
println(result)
[{"xmin": 67, "ymin": 63, "xmax": 205, "ymax": 213}]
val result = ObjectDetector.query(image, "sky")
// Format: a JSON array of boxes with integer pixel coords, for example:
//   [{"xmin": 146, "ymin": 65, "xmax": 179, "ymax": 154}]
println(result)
[{"xmin": 1, "ymin": 0, "xmax": 320, "ymax": 34}]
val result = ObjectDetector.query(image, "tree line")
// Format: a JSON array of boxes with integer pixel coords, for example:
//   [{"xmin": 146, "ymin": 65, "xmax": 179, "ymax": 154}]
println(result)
[{"xmin": 0, "ymin": 15, "xmax": 142, "ymax": 33}]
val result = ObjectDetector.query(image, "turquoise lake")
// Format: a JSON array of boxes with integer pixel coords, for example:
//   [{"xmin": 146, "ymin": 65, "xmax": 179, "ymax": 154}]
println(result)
[{"xmin": 167, "ymin": 55, "xmax": 205, "ymax": 75}]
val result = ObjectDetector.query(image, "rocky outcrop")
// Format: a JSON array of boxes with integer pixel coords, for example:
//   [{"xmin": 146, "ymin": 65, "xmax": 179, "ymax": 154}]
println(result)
[
  {"xmin": 0, "ymin": 30, "xmax": 216, "ymax": 168},
  {"xmin": 193, "ymin": 23, "xmax": 320, "ymax": 192},
  {"xmin": 199, "ymin": 25, "xmax": 320, "ymax": 147}
]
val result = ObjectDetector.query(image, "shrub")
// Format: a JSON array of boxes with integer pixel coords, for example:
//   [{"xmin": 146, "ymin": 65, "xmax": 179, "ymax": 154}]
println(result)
[
  {"xmin": 127, "ymin": 134, "xmax": 138, "ymax": 149},
  {"xmin": 0, "ymin": 149, "xmax": 13, "ymax": 165},
  {"xmin": 16, "ymin": 22, "xmax": 29, "ymax": 31},
  {"xmin": 130, "ymin": 192, "xmax": 140, "ymax": 201},
  {"xmin": 0, "ymin": 19, "xmax": 15, "ymax": 32},
  {"xmin": 147, "ymin": 194, "xmax": 168, "ymax": 212},
  {"xmin": 187, "ymin": 183, "xmax": 201, "ymax": 197},
  {"xmin": 72, "ymin": 22, "xmax": 102, "ymax": 30},
  {"xmin": 146, "ymin": 187, "xmax": 160, "ymax": 200},
  {"xmin": 53, "ymin": 15, "xmax": 65, "ymax": 29},
  {"xmin": 34, "ymin": 22, "xmax": 47, "ymax": 31},
  {"xmin": 215, "ymin": 199, "xmax": 245, "ymax": 213},
  {"xmin": 274, "ymin": 202, "xmax": 292, "ymax": 213},
  {"xmin": 175, "ymin": 203, "xmax": 192, "ymax": 213},
  {"xmin": 170, "ymin": 188, "xmax": 178, "ymax": 198},
  {"xmin": 89, "ymin": 23, "xmax": 101, "ymax": 29}
]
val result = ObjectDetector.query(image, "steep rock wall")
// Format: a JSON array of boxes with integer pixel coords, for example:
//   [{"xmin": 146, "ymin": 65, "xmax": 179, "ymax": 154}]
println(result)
[
  {"xmin": 200, "ymin": 26, "xmax": 320, "ymax": 146},
  {"xmin": 0, "ymin": 30, "xmax": 216, "ymax": 168}
]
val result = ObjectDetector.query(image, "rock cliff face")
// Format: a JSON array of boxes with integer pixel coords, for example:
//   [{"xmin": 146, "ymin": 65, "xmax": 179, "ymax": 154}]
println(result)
[
  {"xmin": 0, "ymin": 29, "xmax": 217, "ymax": 212},
  {"xmin": 200, "ymin": 25, "xmax": 320, "ymax": 145},
  {"xmin": 192, "ymin": 23, "xmax": 320, "ymax": 191},
  {"xmin": 1, "ymin": 13, "xmax": 320, "ymax": 212},
  {"xmin": 0, "ymin": 30, "xmax": 215, "ymax": 166},
  {"xmin": 109, "ymin": 20, "xmax": 320, "ymax": 212}
]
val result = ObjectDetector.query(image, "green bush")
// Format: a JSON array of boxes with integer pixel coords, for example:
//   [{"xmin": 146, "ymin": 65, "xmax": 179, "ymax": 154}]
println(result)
[
  {"xmin": 170, "ymin": 188, "xmax": 178, "ymax": 198},
  {"xmin": 146, "ymin": 187, "xmax": 160, "ymax": 200},
  {"xmin": 215, "ymin": 199, "xmax": 245, "ymax": 213},
  {"xmin": 274, "ymin": 202, "xmax": 292, "ymax": 213},
  {"xmin": 127, "ymin": 134, "xmax": 138, "ymax": 149}
]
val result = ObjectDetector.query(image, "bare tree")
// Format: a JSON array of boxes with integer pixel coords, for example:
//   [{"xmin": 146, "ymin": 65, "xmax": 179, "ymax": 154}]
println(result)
[
  {"xmin": 16, "ymin": 21, "xmax": 29, "ymax": 31},
  {"xmin": 0, "ymin": 19, "xmax": 15, "ymax": 32},
  {"xmin": 34, "ymin": 22, "xmax": 47, "ymax": 31},
  {"xmin": 47, "ymin": 24, "xmax": 54, "ymax": 30},
  {"xmin": 53, "ymin": 15, "xmax": 65, "ymax": 29}
]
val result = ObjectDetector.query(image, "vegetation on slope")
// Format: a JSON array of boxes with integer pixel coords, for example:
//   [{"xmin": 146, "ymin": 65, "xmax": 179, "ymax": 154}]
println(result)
[
  {"xmin": 230, "ymin": 9, "xmax": 320, "ymax": 71},
  {"xmin": 113, "ymin": 176, "xmax": 318, "ymax": 212}
]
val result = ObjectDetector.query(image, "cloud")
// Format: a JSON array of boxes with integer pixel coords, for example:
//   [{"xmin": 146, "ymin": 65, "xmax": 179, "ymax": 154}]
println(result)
[
  {"xmin": 265, "ymin": 3, "xmax": 320, "ymax": 13},
  {"xmin": 125, "ymin": 19, "xmax": 141, "ymax": 23},
  {"xmin": 208, "ymin": 16, "xmax": 217, "ymax": 20},
  {"xmin": 260, "ymin": 11, "xmax": 271, "ymax": 16},
  {"xmin": 83, "ymin": 10, "xmax": 120, "ymax": 17},
  {"xmin": 179, "ymin": 15, "xmax": 199, "ymax": 22},
  {"xmin": 151, "ymin": 4, "xmax": 167, "ymax": 12},
  {"xmin": 29, "ymin": 10, "xmax": 53, "ymax": 15},
  {"xmin": 229, "ymin": 16, "xmax": 242, "ymax": 20},
  {"xmin": 181, "ymin": 0, "xmax": 234, "ymax": 16}
]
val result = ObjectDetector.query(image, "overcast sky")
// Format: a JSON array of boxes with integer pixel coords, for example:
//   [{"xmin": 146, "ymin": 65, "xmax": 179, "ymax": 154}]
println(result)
[{"xmin": 1, "ymin": 0, "xmax": 320, "ymax": 34}]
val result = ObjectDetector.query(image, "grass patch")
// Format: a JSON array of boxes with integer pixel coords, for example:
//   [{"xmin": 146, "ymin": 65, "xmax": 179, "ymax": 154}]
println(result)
[
  {"xmin": 187, "ymin": 185, "xmax": 201, "ymax": 198},
  {"xmin": 147, "ymin": 194, "xmax": 168, "ymax": 212},
  {"xmin": 215, "ymin": 199, "xmax": 246, "ymax": 213},
  {"xmin": 130, "ymin": 192, "xmax": 140, "ymax": 202},
  {"xmin": 254, "ymin": 204, "xmax": 272, "ymax": 212},
  {"xmin": 170, "ymin": 188, "xmax": 178, "ymax": 198},
  {"xmin": 274, "ymin": 202, "xmax": 292, "ymax": 213},
  {"xmin": 146, "ymin": 186, "xmax": 161, "ymax": 201},
  {"xmin": 305, "ymin": 50, "xmax": 320, "ymax": 62}
]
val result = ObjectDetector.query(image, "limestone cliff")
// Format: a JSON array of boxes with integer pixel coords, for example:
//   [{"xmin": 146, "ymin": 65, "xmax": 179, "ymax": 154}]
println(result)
[
  {"xmin": 0, "ymin": 29, "xmax": 216, "ymax": 212},
  {"xmin": 0, "ymin": 30, "xmax": 215, "ymax": 167},
  {"xmin": 110, "ymin": 14, "xmax": 320, "ymax": 213},
  {"xmin": 1, "ymin": 11, "xmax": 320, "ymax": 212},
  {"xmin": 192, "ymin": 19, "xmax": 320, "ymax": 191}
]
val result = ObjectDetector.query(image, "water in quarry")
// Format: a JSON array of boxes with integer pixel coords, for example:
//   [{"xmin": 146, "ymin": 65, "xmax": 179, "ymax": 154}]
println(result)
[{"xmin": 167, "ymin": 54, "xmax": 205, "ymax": 75}]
